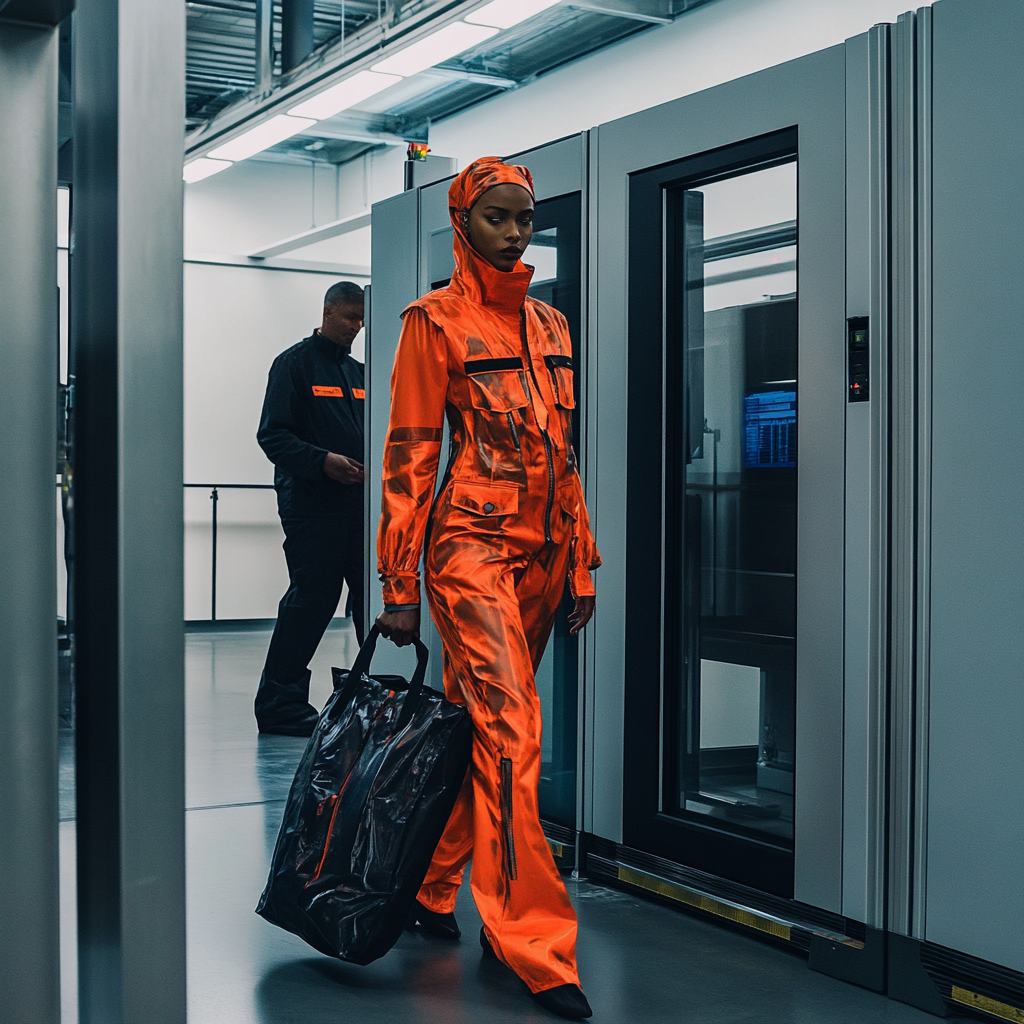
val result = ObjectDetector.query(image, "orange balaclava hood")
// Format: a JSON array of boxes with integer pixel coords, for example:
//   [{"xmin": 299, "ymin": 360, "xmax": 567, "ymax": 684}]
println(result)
[{"xmin": 447, "ymin": 157, "xmax": 536, "ymax": 305}]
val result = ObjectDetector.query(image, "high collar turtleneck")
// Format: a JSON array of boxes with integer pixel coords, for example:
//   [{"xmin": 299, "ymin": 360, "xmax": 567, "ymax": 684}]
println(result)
[
  {"xmin": 448, "ymin": 226, "xmax": 535, "ymax": 316},
  {"xmin": 446, "ymin": 155, "xmax": 537, "ymax": 316}
]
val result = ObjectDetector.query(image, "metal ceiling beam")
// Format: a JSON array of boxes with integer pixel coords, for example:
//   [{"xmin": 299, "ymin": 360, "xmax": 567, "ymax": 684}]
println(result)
[
  {"xmin": 295, "ymin": 110, "xmax": 407, "ymax": 146},
  {"xmin": 564, "ymin": 1, "xmax": 672, "ymax": 25},
  {"xmin": 185, "ymin": 0, "xmax": 483, "ymax": 157},
  {"xmin": 420, "ymin": 66, "xmax": 518, "ymax": 89},
  {"xmin": 249, "ymin": 209, "xmax": 373, "ymax": 257}
]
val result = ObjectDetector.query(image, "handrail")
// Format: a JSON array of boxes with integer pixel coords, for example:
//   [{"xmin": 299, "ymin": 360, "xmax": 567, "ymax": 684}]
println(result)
[
  {"xmin": 183, "ymin": 482, "xmax": 275, "ymax": 489},
  {"xmin": 185, "ymin": 482, "xmax": 275, "ymax": 622}
]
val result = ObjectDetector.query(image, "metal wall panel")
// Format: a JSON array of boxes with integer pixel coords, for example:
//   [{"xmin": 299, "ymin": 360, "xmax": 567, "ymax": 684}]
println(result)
[
  {"xmin": 925, "ymin": 0, "xmax": 1024, "ymax": 969},
  {"xmin": 589, "ymin": 47, "xmax": 847, "ymax": 911},
  {"xmin": 0, "ymin": 20, "xmax": 60, "ymax": 1024},
  {"xmin": 72, "ymin": 0, "xmax": 187, "ymax": 1018},
  {"xmin": 366, "ymin": 188, "xmax": 421, "ymax": 679},
  {"xmin": 888, "ymin": 8, "xmax": 919, "ymax": 938},
  {"xmin": 507, "ymin": 134, "xmax": 584, "ymax": 201},
  {"xmin": 842, "ymin": 26, "xmax": 890, "ymax": 930}
]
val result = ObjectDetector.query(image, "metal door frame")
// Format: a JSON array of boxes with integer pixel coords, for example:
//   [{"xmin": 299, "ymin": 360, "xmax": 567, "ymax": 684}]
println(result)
[{"xmin": 586, "ymin": 44, "xmax": 850, "ymax": 914}]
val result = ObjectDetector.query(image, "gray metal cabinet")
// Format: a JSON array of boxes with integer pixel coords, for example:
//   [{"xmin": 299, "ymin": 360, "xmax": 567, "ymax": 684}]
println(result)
[
  {"xmin": 920, "ymin": 0, "xmax": 1024, "ymax": 976},
  {"xmin": 585, "ymin": 43, "xmax": 856, "ymax": 918}
]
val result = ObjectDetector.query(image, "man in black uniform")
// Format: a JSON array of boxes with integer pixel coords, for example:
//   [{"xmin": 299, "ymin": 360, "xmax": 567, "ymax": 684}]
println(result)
[{"xmin": 255, "ymin": 280, "xmax": 366, "ymax": 735}]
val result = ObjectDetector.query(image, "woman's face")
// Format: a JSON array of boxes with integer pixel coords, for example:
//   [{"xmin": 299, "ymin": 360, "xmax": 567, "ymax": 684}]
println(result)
[{"xmin": 466, "ymin": 182, "xmax": 534, "ymax": 273}]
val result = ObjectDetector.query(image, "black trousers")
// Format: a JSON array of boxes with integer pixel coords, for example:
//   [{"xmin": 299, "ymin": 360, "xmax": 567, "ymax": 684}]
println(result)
[{"xmin": 255, "ymin": 513, "xmax": 365, "ymax": 723}]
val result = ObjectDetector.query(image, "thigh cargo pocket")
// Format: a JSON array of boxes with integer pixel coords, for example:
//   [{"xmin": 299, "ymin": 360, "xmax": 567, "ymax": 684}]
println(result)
[{"xmin": 450, "ymin": 480, "xmax": 519, "ymax": 518}]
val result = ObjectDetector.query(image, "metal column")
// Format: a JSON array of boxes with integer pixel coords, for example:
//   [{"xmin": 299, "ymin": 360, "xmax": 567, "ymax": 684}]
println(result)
[
  {"xmin": 0, "ymin": 12, "xmax": 61, "ymax": 1024},
  {"xmin": 72, "ymin": 0, "xmax": 187, "ymax": 1020}
]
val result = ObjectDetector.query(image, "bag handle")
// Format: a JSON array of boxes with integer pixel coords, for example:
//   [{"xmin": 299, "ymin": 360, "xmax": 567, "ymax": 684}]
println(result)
[{"xmin": 344, "ymin": 624, "xmax": 430, "ymax": 731}]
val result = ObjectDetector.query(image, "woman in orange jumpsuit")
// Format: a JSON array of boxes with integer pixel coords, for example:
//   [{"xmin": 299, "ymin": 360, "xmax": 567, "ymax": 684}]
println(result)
[{"xmin": 375, "ymin": 157, "xmax": 600, "ymax": 1020}]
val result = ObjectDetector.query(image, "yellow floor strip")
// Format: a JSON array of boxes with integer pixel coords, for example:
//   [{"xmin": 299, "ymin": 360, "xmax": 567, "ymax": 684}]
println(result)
[
  {"xmin": 952, "ymin": 986, "xmax": 1024, "ymax": 1023},
  {"xmin": 617, "ymin": 865, "xmax": 791, "ymax": 941}
]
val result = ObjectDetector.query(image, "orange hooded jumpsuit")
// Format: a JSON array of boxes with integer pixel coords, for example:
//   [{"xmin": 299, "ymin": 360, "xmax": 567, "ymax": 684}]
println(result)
[{"xmin": 377, "ymin": 157, "xmax": 601, "ymax": 994}]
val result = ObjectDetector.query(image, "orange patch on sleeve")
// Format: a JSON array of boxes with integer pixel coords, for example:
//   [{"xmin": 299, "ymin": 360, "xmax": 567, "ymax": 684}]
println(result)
[
  {"xmin": 352, "ymin": 388, "xmax": 365, "ymax": 399},
  {"xmin": 312, "ymin": 386, "xmax": 344, "ymax": 397}
]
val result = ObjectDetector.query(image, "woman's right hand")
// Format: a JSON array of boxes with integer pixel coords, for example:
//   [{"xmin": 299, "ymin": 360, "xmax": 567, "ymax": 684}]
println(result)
[{"xmin": 375, "ymin": 608, "xmax": 420, "ymax": 647}]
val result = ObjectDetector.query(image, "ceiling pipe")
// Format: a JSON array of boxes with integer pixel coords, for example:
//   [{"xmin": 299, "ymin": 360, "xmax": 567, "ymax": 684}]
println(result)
[{"xmin": 281, "ymin": 0, "xmax": 314, "ymax": 74}]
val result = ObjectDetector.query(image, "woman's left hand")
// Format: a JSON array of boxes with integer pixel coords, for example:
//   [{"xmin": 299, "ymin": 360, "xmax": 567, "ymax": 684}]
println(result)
[{"xmin": 568, "ymin": 595, "xmax": 595, "ymax": 635}]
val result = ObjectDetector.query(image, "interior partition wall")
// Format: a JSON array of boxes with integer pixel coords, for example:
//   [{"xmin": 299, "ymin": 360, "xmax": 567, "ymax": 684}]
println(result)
[
  {"xmin": 72, "ymin": 1, "xmax": 188, "ymax": 1019},
  {"xmin": 0, "ymin": 9, "xmax": 62, "ymax": 1022},
  {"xmin": 895, "ymin": 2, "xmax": 1024, "ymax": 1017}
]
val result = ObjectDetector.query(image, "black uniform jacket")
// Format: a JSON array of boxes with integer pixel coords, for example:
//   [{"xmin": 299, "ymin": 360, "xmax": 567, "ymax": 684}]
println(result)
[{"xmin": 258, "ymin": 330, "xmax": 364, "ymax": 519}]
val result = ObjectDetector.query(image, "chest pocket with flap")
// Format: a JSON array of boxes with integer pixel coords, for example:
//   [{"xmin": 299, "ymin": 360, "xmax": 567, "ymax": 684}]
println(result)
[
  {"xmin": 543, "ymin": 354, "xmax": 575, "ymax": 409},
  {"xmin": 465, "ymin": 357, "xmax": 529, "ymax": 413}
]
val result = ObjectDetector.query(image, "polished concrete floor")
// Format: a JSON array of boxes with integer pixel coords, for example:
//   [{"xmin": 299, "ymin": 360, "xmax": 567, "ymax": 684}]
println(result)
[{"xmin": 57, "ymin": 623, "xmax": 964, "ymax": 1023}]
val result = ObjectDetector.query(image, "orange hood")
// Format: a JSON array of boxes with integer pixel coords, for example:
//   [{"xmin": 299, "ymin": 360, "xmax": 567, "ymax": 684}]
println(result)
[{"xmin": 447, "ymin": 156, "xmax": 536, "ymax": 314}]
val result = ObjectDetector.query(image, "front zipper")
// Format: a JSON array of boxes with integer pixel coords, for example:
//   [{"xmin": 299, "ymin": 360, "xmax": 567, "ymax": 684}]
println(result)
[
  {"xmin": 506, "ymin": 412, "xmax": 521, "ymax": 452},
  {"xmin": 520, "ymin": 309, "xmax": 556, "ymax": 545},
  {"xmin": 541, "ymin": 430, "xmax": 555, "ymax": 544},
  {"xmin": 500, "ymin": 757, "xmax": 518, "ymax": 881}
]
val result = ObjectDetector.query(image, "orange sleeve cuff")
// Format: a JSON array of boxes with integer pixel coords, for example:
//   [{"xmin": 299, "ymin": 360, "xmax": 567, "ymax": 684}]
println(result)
[
  {"xmin": 381, "ymin": 572, "xmax": 420, "ymax": 607},
  {"xmin": 569, "ymin": 566, "xmax": 596, "ymax": 599}
]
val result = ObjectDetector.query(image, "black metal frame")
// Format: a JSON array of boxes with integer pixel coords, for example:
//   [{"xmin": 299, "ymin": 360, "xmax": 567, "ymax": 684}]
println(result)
[{"xmin": 622, "ymin": 128, "xmax": 799, "ymax": 898}]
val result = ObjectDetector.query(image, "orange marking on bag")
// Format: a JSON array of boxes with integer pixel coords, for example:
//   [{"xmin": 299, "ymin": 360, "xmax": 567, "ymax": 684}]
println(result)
[{"xmin": 312, "ymin": 386, "xmax": 344, "ymax": 397}]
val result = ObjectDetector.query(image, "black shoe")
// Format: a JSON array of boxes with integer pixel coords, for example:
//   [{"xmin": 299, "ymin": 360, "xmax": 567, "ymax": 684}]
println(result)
[
  {"xmin": 531, "ymin": 984, "xmax": 593, "ymax": 1020},
  {"xmin": 256, "ymin": 703, "xmax": 319, "ymax": 737},
  {"xmin": 479, "ymin": 926, "xmax": 497, "ymax": 958},
  {"xmin": 407, "ymin": 899, "xmax": 460, "ymax": 940}
]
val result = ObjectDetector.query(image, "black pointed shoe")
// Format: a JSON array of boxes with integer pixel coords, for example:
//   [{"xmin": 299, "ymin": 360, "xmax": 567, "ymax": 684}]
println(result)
[
  {"xmin": 479, "ymin": 926, "xmax": 497, "ymax": 958},
  {"xmin": 407, "ymin": 899, "xmax": 460, "ymax": 940},
  {"xmin": 531, "ymin": 984, "xmax": 593, "ymax": 1020}
]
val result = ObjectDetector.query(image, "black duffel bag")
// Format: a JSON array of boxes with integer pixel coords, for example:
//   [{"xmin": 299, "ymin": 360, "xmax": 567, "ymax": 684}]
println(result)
[{"xmin": 256, "ymin": 625, "xmax": 473, "ymax": 965}]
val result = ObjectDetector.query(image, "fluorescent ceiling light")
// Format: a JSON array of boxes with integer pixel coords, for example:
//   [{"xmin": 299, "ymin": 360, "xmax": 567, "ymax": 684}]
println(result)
[
  {"xmin": 466, "ymin": 0, "xmax": 561, "ymax": 30},
  {"xmin": 209, "ymin": 114, "xmax": 316, "ymax": 162},
  {"xmin": 183, "ymin": 157, "xmax": 233, "ymax": 183},
  {"xmin": 288, "ymin": 70, "xmax": 403, "ymax": 120},
  {"xmin": 371, "ymin": 22, "xmax": 498, "ymax": 78}
]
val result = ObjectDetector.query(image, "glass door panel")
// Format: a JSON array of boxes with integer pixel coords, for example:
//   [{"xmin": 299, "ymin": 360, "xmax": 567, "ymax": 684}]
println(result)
[
  {"xmin": 528, "ymin": 194, "xmax": 582, "ymax": 831},
  {"xmin": 667, "ymin": 161, "xmax": 798, "ymax": 846}
]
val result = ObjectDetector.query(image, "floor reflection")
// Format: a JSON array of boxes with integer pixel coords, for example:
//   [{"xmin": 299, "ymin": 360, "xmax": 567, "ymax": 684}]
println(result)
[{"xmin": 61, "ymin": 620, "xmax": 950, "ymax": 1023}]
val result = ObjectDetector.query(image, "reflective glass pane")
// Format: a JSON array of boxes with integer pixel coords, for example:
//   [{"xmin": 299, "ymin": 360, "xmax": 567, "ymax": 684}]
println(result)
[
  {"xmin": 668, "ymin": 161, "xmax": 797, "ymax": 844},
  {"xmin": 528, "ymin": 196, "xmax": 581, "ymax": 831}
]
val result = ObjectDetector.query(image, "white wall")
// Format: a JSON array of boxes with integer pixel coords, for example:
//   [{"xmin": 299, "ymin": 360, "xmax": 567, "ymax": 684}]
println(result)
[
  {"xmin": 429, "ymin": 0, "xmax": 935, "ymax": 164},
  {"xmin": 182, "ymin": 260, "xmax": 368, "ymax": 620},
  {"xmin": 183, "ymin": 156, "xmax": 380, "ymax": 620},
  {"xmin": 184, "ymin": 145, "xmax": 405, "ymax": 264}
]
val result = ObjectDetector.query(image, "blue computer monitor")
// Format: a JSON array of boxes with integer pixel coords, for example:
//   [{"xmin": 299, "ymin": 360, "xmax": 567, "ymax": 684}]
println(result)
[{"xmin": 743, "ymin": 389, "xmax": 797, "ymax": 468}]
